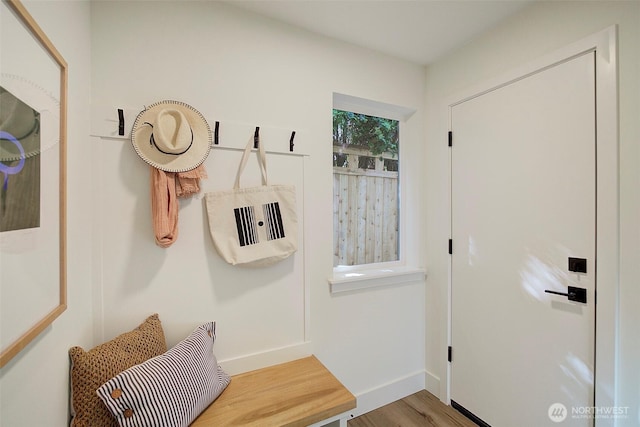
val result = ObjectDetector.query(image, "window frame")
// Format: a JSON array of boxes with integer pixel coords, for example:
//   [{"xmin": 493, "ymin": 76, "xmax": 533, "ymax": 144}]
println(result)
[{"xmin": 329, "ymin": 93, "xmax": 424, "ymax": 293}]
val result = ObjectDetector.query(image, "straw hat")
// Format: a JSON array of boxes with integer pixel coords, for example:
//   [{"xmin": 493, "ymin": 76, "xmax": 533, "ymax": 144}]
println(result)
[{"xmin": 131, "ymin": 100, "xmax": 211, "ymax": 172}]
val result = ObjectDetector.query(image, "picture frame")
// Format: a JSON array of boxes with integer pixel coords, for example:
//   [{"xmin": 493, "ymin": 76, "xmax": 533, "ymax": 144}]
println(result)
[{"xmin": 0, "ymin": 0, "xmax": 67, "ymax": 368}]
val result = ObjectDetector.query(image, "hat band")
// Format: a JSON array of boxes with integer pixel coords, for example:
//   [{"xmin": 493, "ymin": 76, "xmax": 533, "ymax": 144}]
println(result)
[{"xmin": 146, "ymin": 123, "xmax": 194, "ymax": 156}]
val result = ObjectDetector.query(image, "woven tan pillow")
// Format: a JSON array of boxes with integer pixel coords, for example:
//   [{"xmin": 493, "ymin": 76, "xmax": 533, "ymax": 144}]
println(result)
[{"xmin": 69, "ymin": 314, "xmax": 167, "ymax": 427}]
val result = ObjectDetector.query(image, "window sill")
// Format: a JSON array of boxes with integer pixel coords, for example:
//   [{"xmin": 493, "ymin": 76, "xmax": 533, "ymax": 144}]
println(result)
[{"xmin": 328, "ymin": 266, "xmax": 426, "ymax": 294}]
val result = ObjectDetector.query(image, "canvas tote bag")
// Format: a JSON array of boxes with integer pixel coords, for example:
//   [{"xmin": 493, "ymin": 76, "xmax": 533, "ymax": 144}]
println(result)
[{"xmin": 205, "ymin": 136, "xmax": 297, "ymax": 267}]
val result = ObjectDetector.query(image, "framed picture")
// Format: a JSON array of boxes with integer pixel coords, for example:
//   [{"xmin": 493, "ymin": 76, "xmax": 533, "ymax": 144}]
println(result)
[{"xmin": 0, "ymin": 0, "xmax": 67, "ymax": 368}]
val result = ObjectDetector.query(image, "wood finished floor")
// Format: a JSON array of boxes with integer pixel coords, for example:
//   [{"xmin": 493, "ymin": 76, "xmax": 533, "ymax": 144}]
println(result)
[{"xmin": 348, "ymin": 390, "xmax": 476, "ymax": 427}]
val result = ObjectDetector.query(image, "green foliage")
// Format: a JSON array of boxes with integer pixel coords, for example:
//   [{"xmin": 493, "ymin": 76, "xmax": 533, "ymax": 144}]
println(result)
[{"xmin": 333, "ymin": 109, "xmax": 399, "ymax": 156}]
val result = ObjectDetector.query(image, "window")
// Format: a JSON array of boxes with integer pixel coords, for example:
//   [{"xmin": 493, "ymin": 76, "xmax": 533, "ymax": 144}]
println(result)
[
  {"xmin": 332, "ymin": 109, "xmax": 399, "ymax": 267},
  {"xmin": 329, "ymin": 94, "xmax": 423, "ymax": 293}
]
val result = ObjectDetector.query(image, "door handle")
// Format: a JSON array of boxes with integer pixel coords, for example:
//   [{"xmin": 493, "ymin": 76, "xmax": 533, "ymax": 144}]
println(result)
[{"xmin": 545, "ymin": 286, "xmax": 587, "ymax": 303}]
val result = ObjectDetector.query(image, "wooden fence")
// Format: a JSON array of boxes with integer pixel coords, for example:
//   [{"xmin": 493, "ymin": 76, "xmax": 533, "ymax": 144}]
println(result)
[{"xmin": 333, "ymin": 147, "xmax": 398, "ymax": 266}]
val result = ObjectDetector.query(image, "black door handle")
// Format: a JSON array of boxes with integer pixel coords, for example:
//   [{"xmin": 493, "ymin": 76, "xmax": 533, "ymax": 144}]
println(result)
[{"xmin": 545, "ymin": 286, "xmax": 587, "ymax": 303}]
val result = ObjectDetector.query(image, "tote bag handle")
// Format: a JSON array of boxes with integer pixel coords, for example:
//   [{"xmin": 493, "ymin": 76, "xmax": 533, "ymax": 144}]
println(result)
[{"xmin": 233, "ymin": 133, "xmax": 268, "ymax": 189}]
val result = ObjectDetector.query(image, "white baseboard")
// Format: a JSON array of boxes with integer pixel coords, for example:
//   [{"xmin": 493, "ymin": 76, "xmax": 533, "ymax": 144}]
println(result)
[
  {"xmin": 345, "ymin": 371, "xmax": 426, "ymax": 420},
  {"xmin": 425, "ymin": 370, "xmax": 441, "ymax": 398},
  {"xmin": 218, "ymin": 341, "xmax": 312, "ymax": 375}
]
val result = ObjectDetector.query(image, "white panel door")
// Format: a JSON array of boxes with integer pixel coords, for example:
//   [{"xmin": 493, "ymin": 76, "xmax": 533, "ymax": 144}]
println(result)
[{"xmin": 450, "ymin": 52, "xmax": 596, "ymax": 426}]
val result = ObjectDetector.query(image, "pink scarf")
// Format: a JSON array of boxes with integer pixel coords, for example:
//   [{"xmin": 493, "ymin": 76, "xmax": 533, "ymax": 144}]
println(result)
[{"xmin": 151, "ymin": 165, "xmax": 207, "ymax": 248}]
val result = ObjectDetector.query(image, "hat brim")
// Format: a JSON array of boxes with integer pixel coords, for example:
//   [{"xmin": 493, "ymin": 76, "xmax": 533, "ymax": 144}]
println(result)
[{"xmin": 131, "ymin": 100, "xmax": 212, "ymax": 172}]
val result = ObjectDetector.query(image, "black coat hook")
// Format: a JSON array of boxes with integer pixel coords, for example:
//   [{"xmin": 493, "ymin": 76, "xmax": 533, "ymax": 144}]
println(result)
[
  {"xmin": 254, "ymin": 127, "xmax": 260, "ymax": 149},
  {"xmin": 289, "ymin": 131, "xmax": 296, "ymax": 152},
  {"xmin": 117, "ymin": 109, "xmax": 125, "ymax": 136},
  {"xmin": 214, "ymin": 121, "xmax": 220, "ymax": 145}
]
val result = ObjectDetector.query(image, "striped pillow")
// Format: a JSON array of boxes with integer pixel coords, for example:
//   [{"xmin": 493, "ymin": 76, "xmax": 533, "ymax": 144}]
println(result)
[{"xmin": 96, "ymin": 322, "xmax": 230, "ymax": 427}]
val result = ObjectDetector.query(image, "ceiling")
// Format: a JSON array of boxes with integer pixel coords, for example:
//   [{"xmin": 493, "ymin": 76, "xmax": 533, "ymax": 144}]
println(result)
[{"xmin": 227, "ymin": 0, "xmax": 533, "ymax": 66}]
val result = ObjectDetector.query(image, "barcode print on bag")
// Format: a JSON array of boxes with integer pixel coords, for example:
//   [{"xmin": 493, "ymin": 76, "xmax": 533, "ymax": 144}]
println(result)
[
  {"xmin": 263, "ymin": 202, "xmax": 286, "ymax": 241},
  {"xmin": 234, "ymin": 206, "xmax": 259, "ymax": 246}
]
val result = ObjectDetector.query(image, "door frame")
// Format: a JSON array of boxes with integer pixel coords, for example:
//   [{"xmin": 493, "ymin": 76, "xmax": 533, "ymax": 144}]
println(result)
[{"xmin": 446, "ymin": 26, "xmax": 618, "ymax": 424}]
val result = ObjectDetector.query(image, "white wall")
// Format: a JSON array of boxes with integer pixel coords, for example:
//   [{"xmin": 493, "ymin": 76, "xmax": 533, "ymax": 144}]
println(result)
[
  {"xmin": 0, "ymin": 0, "xmax": 93, "ymax": 426},
  {"xmin": 91, "ymin": 0, "xmax": 426, "ymax": 419},
  {"xmin": 424, "ymin": 1, "xmax": 640, "ymax": 425},
  {"xmin": 0, "ymin": 1, "xmax": 427, "ymax": 425}
]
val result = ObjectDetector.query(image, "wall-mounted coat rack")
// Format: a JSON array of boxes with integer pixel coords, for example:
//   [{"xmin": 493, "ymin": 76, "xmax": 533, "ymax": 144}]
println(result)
[{"xmin": 90, "ymin": 104, "xmax": 309, "ymax": 157}]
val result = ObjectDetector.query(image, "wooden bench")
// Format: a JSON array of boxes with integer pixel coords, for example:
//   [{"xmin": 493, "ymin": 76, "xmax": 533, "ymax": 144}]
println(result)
[{"xmin": 191, "ymin": 356, "xmax": 356, "ymax": 427}]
